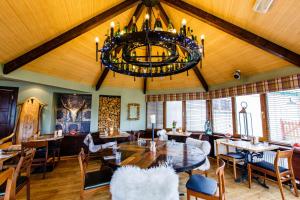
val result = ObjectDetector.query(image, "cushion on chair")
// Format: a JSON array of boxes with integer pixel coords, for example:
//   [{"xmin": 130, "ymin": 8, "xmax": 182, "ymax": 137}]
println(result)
[
  {"xmin": 0, "ymin": 176, "xmax": 28, "ymax": 196},
  {"xmin": 224, "ymin": 152, "xmax": 245, "ymax": 159},
  {"xmin": 250, "ymin": 161, "xmax": 287, "ymax": 173},
  {"xmin": 186, "ymin": 174, "xmax": 217, "ymax": 196},
  {"xmin": 84, "ymin": 167, "xmax": 113, "ymax": 190}
]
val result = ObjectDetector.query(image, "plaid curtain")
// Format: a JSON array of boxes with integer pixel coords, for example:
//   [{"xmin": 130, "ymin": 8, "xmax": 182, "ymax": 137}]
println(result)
[{"xmin": 146, "ymin": 74, "xmax": 300, "ymax": 102}]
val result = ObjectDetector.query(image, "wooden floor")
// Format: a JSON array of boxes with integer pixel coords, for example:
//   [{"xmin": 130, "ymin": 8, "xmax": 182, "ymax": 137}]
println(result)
[{"xmin": 17, "ymin": 158, "xmax": 299, "ymax": 200}]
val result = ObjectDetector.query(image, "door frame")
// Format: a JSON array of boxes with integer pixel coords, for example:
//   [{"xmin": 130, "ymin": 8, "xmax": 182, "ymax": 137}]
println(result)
[{"xmin": 0, "ymin": 86, "xmax": 19, "ymax": 138}]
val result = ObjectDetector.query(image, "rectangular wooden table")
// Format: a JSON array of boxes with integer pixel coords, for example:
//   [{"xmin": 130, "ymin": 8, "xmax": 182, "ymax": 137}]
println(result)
[
  {"xmin": 99, "ymin": 132, "xmax": 130, "ymax": 139},
  {"xmin": 219, "ymin": 139, "xmax": 279, "ymax": 186},
  {"xmin": 220, "ymin": 140, "xmax": 278, "ymax": 153},
  {"xmin": 0, "ymin": 144, "xmax": 21, "ymax": 170}
]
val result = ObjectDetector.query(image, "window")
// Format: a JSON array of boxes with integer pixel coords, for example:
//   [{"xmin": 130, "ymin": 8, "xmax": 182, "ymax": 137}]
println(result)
[
  {"xmin": 235, "ymin": 94, "xmax": 263, "ymax": 137},
  {"xmin": 212, "ymin": 97, "xmax": 233, "ymax": 134},
  {"xmin": 166, "ymin": 101, "xmax": 182, "ymax": 128},
  {"xmin": 267, "ymin": 89, "xmax": 300, "ymax": 144},
  {"xmin": 147, "ymin": 102, "xmax": 163, "ymax": 129},
  {"xmin": 186, "ymin": 100, "xmax": 206, "ymax": 131}
]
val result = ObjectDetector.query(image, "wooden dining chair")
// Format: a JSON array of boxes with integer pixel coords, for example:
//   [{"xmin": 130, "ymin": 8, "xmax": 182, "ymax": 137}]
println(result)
[
  {"xmin": 248, "ymin": 149, "xmax": 299, "ymax": 200},
  {"xmin": 215, "ymin": 139, "xmax": 245, "ymax": 180},
  {"xmin": 0, "ymin": 148, "xmax": 35, "ymax": 200},
  {"xmin": 186, "ymin": 160, "xmax": 226, "ymax": 200},
  {"xmin": 0, "ymin": 168, "xmax": 15, "ymax": 200},
  {"xmin": 22, "ymin": 140, "xmax": 52, "ymax": 179},
  {"xmin": 78, "ymin": 148, "xmax": 113, "ymax": 200}
]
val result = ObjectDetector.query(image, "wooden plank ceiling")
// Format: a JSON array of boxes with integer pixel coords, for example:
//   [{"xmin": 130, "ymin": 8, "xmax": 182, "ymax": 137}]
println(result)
[{"xmin": 0, "ymin": 0, "xmax": 299, "ymax": 90}]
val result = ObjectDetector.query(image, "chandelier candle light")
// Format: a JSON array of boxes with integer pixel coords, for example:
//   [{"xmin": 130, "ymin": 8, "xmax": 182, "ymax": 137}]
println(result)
[{"xmin": 95, "ymin": 2, "xmax": 205, "ymax": 80}]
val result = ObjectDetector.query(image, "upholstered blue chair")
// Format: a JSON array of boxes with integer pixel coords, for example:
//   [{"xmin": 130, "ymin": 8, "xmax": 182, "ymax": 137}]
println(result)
[
  {"xmin": 78, "ymin": 148, "xmax": 113, "ymax": 200},
  {"xmin": 186, "ymin": 160, "xmax": 226, "ymax": 200},
  {"xmin": 248, "ymin": 150, "xmax": 298, "ymax": 200},
  {"xmin": 216, "ymin": 139, "xmax": 245, "ymax": 180}
]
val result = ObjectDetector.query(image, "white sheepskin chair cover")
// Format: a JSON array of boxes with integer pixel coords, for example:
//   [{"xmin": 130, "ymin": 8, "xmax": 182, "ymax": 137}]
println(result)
[
  {"xmin": 157, "ymin": 129, "xmax": 168, "ymax": 141},
  {"xmin": 83, "ymin": 133, "xmax": 115, "ymax": 153},
  {"xmin": 83, "ymin": 134, "xmax": 101, "ymax": 152},
  {"xmin": 186, "ymin": 137, "xmax": 211, "ymax": 171},
  {"xmin": 110, "ymin": 165, "xmax": 179, "ymax": 200}
]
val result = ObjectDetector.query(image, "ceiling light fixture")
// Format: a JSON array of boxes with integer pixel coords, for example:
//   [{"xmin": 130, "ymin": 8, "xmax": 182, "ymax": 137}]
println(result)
[{"xmin": 95, "ymin": 0, "xmax": 204, "ymax": 79}]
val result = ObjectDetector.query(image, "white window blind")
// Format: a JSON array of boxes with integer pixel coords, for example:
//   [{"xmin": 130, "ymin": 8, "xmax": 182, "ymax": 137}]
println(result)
[
  {"xmin": 147, "ymin": 102, "xmax": 163, "ymax": 129},
  {"xmin": 166, "ymin": 101, "xmax": 182, "ymax": 128},
  {"xmin": 212, "ymin": 97, "xmax": 233, "ymax": 134},
  {"xmin": 186, "ymin": 100, "xmax": 207, "ymax": 131},
  {"xmin": 267, "ymin": 89, "xmax": 300, "ymax": 144},
  {"xmin": 236, "ymin": 94, "xmax": 263, "ymax": 137}
]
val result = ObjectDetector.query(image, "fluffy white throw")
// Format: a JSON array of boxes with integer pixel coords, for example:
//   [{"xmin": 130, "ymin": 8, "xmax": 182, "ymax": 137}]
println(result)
[
  {"xmin": 186, "ymin": 137, "xmax": 211, "ymax": 171},
  {"xmin": 157, "ymin": 129, "xmax": 168, "ymax": 141},
  {"xmin": 110, "ymin": 165, "xmax": 179, "ymax": 200}
]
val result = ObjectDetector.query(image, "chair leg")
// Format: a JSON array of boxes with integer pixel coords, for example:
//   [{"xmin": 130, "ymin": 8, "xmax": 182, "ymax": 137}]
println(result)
[
  {"xmin": 26, "ymin": 180, "xmax": 30, "ymax": 200},
  {"xmin": 291, "ymin": 176, "xmax": 299, "ymax": 197},
  {"xmin": 217, "ymin": 156, "xmax": 220, "ymax": 168},
  {"xmin": 233, "ymin": 160, "xmax": 237, "ymax": 180},
  {"xmin": 187, "ymin": 190, "xmax": 190, "ymax": 200},
  {"xmin": 277, "ymin": 179, "xmax": 285, "ymax": 200},
  {"xmin": 248, "ymin": 164, "xmax": 252, "ymax": 189},
  {"xmin": 43, "ymin": 162, "xmax": 46, "ymax": 179}
]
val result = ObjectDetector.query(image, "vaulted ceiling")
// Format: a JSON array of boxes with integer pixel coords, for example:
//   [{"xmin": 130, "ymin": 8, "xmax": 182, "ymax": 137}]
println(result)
[{"xmin": 0, "ymin": 0, "xmax": 299, "ymax": 91}]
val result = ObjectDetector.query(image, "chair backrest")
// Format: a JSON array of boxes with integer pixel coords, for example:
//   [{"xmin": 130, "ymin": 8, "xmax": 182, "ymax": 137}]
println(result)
[
  {"xmin": 216, "ymin": 160, "xmax": 226, "ymax": 200},
  {"xmin": 274, "ymin": 150, "xmax": 294, "ymax": 174},
  {"xmin": 110, "ymin": 165, "xmax": 179, "ymax": 200},
  {"xmin": 15, "ymin": 148, "xmax": 36, "ymax": 177},
  {"xmin": 78, "ymin": 148, "xmax": 88, "ymax": 190},
  {"xmin": 21, "ymin": 140, "xmax": 48, "ymax": 161},
  {"xmin": 215, "ymin": 139, "xmax": 230, "ymax": 156},
  {"xmin": 0, "ymin": 168, "xmax": 15, "ymax": 200}
]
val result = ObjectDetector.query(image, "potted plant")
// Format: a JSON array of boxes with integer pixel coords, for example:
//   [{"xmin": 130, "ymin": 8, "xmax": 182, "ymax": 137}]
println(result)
[{"xmin": 172, "ymin": 120, "xmax": 177, "ymax": 133}]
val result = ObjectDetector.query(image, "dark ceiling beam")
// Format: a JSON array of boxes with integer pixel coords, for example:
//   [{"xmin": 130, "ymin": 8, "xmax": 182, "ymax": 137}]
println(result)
[
  {"xmin": 156, "ymin": 2, "xmax": 209, "ymax": 91},
  {"xmin": 143, "ymin": 78, "xmax": 147, "ymax": 94},
  {"xmin": 156, "ymin": 3, "xmax": 170, "ymax": 27},
  {"xmin": 95, "ymin": 68, "xmax": 109, "ymax": 91},
  {"xmin": 3, "ymin": 0, "xmax": 139, "ymax": 74},
  {"xmin": 128, "ymin": 3, "xmax": 145, "ymax": 30},
  {"xmin": 95, "ymin": 3, "xmax": 145, "ymax": 91},
  {"xmin": 193, "ymin": 66, "xmax": 208, "ymax": 92},
  {"xmin": 161, "ymin": 0, "xmax": 300, "ymax": 67}
]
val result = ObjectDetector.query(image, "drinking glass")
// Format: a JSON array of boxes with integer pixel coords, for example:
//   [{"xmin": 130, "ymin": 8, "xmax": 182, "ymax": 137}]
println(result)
[{"xmin": 116, "ymin": 152, "xmax": 122, "ymax": 163}]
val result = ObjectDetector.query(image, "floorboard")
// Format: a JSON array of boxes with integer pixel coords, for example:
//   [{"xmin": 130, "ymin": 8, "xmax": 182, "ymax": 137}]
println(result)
[{"xmin": 16, "ymin": 158, "xmax": 299, "ymax": 200}]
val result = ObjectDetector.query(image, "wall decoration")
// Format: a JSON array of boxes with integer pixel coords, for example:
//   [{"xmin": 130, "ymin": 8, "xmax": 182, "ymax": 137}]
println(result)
[
  {"xmin": 98, "ymin": 96, "xmax": 121, "ymax": 132},
  {"xmin": 15, "ymin": 97, "xmax": 46, "ymax": 144},
  {"xmin": 56, "ymin": 94, "xmax": 91, "ymax": 134},
  {"xmin": 127, "ymin": 103, "xmax": 140, "ymax": 120}
]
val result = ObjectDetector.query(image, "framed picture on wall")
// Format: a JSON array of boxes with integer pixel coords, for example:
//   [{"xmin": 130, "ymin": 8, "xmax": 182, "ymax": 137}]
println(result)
[{"xmin": 128, "ymin": 103, "xmax": 140, "ymax": 120}]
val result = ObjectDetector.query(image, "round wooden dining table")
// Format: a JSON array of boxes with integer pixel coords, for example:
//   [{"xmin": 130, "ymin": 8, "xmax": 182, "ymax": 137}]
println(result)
[{"xmin": 101, "ymin": 140, "xmax": 206, "ymax": 173}]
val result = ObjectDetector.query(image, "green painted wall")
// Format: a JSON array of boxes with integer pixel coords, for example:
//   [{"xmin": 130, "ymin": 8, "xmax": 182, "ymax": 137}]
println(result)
[
  {"xmin": 0, "ymin": 66, "xmax": 146, "ymax": 133},
  {"xmin": 1, "ymin": 64, "xmax": 299, "ymax": 134}
]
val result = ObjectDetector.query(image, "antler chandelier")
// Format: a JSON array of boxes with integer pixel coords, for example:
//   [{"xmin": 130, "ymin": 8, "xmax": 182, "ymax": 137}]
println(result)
[{"xmin": 95, "ymin": 0, "xmax": 205, "ymax": 79}]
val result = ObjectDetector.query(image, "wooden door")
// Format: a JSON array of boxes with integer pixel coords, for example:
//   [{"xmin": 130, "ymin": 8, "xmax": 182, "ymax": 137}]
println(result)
[{"xmin": 0, "ymin": 87, "xmax": 18, "ymax": 139}]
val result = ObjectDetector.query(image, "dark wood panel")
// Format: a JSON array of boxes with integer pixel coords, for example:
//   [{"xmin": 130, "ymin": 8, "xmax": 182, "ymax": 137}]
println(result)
[
  {"xmin": 161, "ymin": 0, "xmax": 300, "ymax": 67},
  {"xmin": 0, "ymin": 87, "xmax": 18, "ymax": 139},
  {"xmin": 293, "ymin": 148, "xmax": 300, "ymax": 184},
  {"xmin": 3, "ymin": 0, "xmax": 139, "ymax": 74}
]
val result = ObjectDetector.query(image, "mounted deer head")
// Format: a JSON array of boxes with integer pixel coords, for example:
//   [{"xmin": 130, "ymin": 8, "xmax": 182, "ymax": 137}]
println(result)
[{"xmin": 60, "ymin": 98, "xmax": 86, "ymax": 122}]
